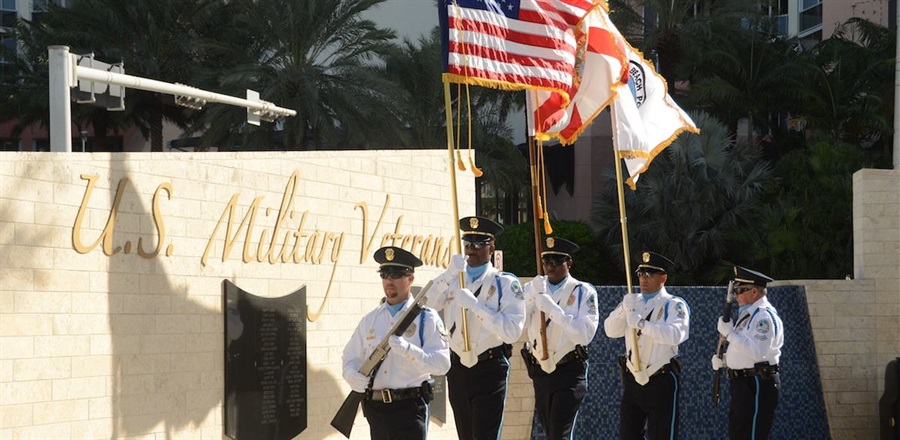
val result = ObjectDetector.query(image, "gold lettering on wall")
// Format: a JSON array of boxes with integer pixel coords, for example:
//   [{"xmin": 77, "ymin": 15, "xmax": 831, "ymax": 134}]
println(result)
[
  {"xmin": 72, "ymin": 169, "xmax": 454, "ymax": 321},
  {"xmin": 73, "ymin": 174, "xmax": 173, "ymax": 258}
]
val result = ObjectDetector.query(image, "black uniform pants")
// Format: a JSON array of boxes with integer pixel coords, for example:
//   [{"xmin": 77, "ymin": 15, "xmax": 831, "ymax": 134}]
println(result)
[
  {"xmin": 728, "ymin": 374, "xmax": 780, "ymax": 440},
  {"xmin": 620, "ymin": 368, "xmax": 679, "ymax": 440},
  {"xmin": 532, "ymin": 359, "xmax": 588, "ymax": 440},
  {"xmin": 447, "ymin": 353, "xmax": 510, "ymax": 440},
  {"xmin": 362, "ymin": 397, "xmax": 428, "ymax": 440}
]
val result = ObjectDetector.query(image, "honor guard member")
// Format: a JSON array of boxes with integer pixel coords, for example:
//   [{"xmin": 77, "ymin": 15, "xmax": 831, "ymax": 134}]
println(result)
[
  {"xmin": 521, "ymin": 237, "xmax": 599, "ymax": 439},
  {"xmin": 711, "ymin": 266, "xmax": 783, "ymax": 440},
  {"xmin": 604, "ymin": 251, "xmax": 690, "ymax": 440},
  {"xmin": 342, "ymin": 246, "xmax": 451, "ymax": 440},
  {"xmin": 427, "ymin": 216, "xmax": 526, "ymax": 440}
]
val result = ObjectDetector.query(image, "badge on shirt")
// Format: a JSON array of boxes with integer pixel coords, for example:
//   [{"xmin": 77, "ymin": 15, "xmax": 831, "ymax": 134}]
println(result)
[
  {"xmin": 404, "ymin": 322, "xmax": 417, "ymax": 338},
  {"xmin": 511, "ymin": 280, "xmax": 524, "ymax": 300},
  {"xmin": 567, "ymin": 293, "xmax": 575, "ymax": 306}
]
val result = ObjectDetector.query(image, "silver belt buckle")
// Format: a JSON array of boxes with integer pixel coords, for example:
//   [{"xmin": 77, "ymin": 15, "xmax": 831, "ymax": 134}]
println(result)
[{"xmin": 381, "ymin": 389, "xmax": 392, "ymax": 403}]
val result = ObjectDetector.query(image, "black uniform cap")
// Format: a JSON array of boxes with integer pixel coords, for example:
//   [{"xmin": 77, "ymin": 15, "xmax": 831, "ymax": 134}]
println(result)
[
  {"xmin": 459, "ymin": 216, "xmax": 504, "ymax": 242},
  {"xmin": 540, "ymin": 237, "xmax": 579, "ymax": 258},
  {"xmin": 732, "ymin": 266, "xmax": 774, "ymax": 287},
  {"xmin": 636, "ymin": 251, "xmax": 674, "ymax": 273},
  {"xmin": 374, "ymin": 246, "xmax": 422, "ymax": 273}
]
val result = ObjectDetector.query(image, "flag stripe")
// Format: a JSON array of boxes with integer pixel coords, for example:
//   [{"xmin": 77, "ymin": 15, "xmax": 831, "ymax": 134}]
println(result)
[
  {"xmin": 442, "ymin": 0, "xmax": 592, "ymax": 102},
  {"xmin": 447, "ymin": 16, "xmax": 576, "ymax": 55},
  {"xmin": 447, "ymin": 35, "xmax": 575, "ymax": 71},
  {"xmin": 446, "ymin": 61, "xmax": 573, "ymax": 92}
]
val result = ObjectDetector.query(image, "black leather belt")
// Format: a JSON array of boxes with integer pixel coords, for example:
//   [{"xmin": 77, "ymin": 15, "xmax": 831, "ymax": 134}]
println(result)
[
  {"xmin": 366, "ymin": 386, "xmax": 423, "ymax": 403},
  {"xmin": 650, "ymin": 359, "xmax": 682, "ymax": 377},
  {"xmin": 452, "ymin": 345, "xmax": 509, "ymax": 363},
  {"xmin": 728, "ymin": 364, "xmax": 780, "ymax": 379},
  {"xmin": 556, "ymin": 349, "xmax": 586, "ymax": 366}
]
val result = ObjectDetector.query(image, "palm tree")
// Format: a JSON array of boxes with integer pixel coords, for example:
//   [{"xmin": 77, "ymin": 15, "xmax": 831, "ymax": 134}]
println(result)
[
  {"xmin": 754, "ymin": 138, "xmax": 863, "ymax": 279},
  {"xmin": 0, "ymin": 18, "xmax": 133, "ymax": 151},
  {"xmin": 792, "ymin": 18, "xmax": 895, "ymax": 159},
  {"xmin": 191, "ymin": 0, "xmax": 404, "ymax": 151},
  {"xmin": 683, "ymin": 28, "xmax": 806, "ymax": 142},
  {"xmin": 38, "ymin": 0, "xmax": 221, "ymax": 151},
  {"xmin": 381, "ymin": 27, "xmax": 528, "ymax": 211},
  {"xmin": 591, "ymin": 111, "xmax": 774, "ymax": 284}
]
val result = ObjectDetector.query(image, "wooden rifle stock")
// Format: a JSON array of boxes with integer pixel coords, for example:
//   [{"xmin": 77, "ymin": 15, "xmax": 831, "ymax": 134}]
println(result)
[
  {"xmin": 713, "ymin": 281, "xmax": 735, "ymax": 406},
  {"xmin": 329, "ymin": 281, "xmax": 433, "ymax": 438}
]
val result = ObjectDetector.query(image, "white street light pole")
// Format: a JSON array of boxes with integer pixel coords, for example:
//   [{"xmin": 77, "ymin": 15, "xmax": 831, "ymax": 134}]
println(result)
[{"xmin": 48, "ymin": 46, "xmax": 297, "ymax": 152}]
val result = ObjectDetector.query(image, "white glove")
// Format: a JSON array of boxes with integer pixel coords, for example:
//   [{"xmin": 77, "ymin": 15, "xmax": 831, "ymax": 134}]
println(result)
[
  {"xmin": 625, "ymin": 310, "xmax": 642, "ymax": 329},
  {"xmin": 622, "ymin": 293, "xmax": 638, "ymax": 311},
  {"xmin": 533, "ymin": 291, "xmax": 557, "ymax": 312},
  {"xmin": 711, "ymin": 355, "xmax": 724, "ymax": 371},
  {"xmin": 454, "ymin": 286, "xmax": 478, "ymax": 309},
  {"xmin": 532, "ymin": 275, "xmax": 548, "ymax": 294},
  {"xmin": 346, "ymin": 370, "xmax": 370, "ymax": 392},
  {"xmin": 717, "ymin": 317, "xmax": 733, "ymax": 338},
  {"xmin": 389, "ymin": 335, "xmax": 411, "ymax": 353},
  {"xmin": 441, "ymin": 254, "xmax": 466, "ymax": 284}
]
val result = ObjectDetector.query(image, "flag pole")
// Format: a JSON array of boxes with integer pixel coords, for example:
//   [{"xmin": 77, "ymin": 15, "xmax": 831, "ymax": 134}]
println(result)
[
  {"xmin": 526, "ymin": 129, "xmax": 550, "ymax": 361},
  {"xmin": 443, "ymin": 80, "xmax": 472, "ymax": 353},
  {"xmin": 610, "ymin": 104, "xmax": 647, "ymax": 381}
]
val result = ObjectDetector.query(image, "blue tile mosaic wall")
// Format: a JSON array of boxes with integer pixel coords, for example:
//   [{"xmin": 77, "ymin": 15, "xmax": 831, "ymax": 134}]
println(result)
[{"xmin": 529, "ymin": 285, "xmax": 830, "ymax": 439}]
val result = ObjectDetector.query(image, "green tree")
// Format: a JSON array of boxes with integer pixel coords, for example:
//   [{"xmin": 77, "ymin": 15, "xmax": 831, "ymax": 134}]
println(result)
[
  {"xmin": 0, "ymin": 18, "xmax": 132, "ymax": 150},
  {"xmin": 683, "ymin": 27, "xmax": 806, "ymax": 142},
  {"xmin": 192, "ymin": 0, "xmax": 404, "ymax": 150},
  {"xmin": 792, "ymin": 18, "xmax": 895, "ymax": 164},
  {"xmin": 381, "ymin": 27, "xmax": 528, "ymax": 208},
  {"xmin": 496, "ymin": 220, "xmax": 617, "ymax": 285},
  {"xmin": 591, "ymin": 112, "xmax": 774, "ymax": 284},
  {"xmin": 754, "ymin": 138, "xmax": 864, "ymax": 279},
  {"xmin": 38, "ymin": 0, "xmax": 221, "ymax": 151}
]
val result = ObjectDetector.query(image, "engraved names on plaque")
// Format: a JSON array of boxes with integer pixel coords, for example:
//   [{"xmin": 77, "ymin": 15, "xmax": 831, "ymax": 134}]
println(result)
[{"xmin": 224, "ymin": 280, "xmax": 307, "ymax": 440}]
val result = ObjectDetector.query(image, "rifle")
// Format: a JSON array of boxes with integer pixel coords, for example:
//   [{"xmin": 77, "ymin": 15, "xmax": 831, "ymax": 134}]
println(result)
[
  {"xmin": 330, "ymin": 280, "xmax": 433, "ymax": 438},
  {"xmin": 712, "ymin": 281, "xmax": 735, "ymax": 406}
]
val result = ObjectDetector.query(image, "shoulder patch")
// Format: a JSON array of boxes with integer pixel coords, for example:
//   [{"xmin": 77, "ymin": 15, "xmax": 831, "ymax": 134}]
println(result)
[
  {"xmin": 436, "ymin": 317, "xmax": 448, "ymax": 338},
  {"xmin": 587, "ymin": 293, "xmax": 597, "ymax": 314},
  {"xmin": 675, "ymin": 301, "xmax": 687, "ymax": 319},
  {"xmin": 753, "ymin": 319, "xmax": 770, "ymax": 341}
]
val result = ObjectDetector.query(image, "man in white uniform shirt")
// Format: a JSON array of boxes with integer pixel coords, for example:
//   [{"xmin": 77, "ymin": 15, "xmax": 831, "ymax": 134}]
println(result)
[
  {"xmin": 712, "ymin": 266, "xmax": 783, "ymax": 440},
  {"xmin": 427, "ymin": 216, "xmax": 526, "ymax": 440},
  {"xmin": 342, "ymin": 246, "xmax": 450, "ymax": 439},
  {"xmin": 521, "ymin": 237, "xmax": 599, "ymax": 439},
  {"xmin": 604, "ymin": 251, "xmax": 689, "ymax": 440}
]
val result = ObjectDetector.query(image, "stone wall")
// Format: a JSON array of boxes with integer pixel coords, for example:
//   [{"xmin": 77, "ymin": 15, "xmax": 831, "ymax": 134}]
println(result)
[{"xmin": 0, "ymin": 151, "xmax": 474, "ymax": 439}]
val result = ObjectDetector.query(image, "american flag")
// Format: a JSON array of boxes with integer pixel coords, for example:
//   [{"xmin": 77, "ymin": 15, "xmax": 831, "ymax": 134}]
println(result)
[{"xmin": 440, "ymin": 0, "xmax": 596, "ymax": 105}]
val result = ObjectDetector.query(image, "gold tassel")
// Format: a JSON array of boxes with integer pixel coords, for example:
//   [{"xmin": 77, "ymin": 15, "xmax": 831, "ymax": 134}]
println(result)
[
  {"xmin": 543, "ymin": 216, "xmax": 553, "ymax": 235},
  {"xmin": 468, "ymin": 152, "xmax": 483, "ymax": 177},
  {"xmin": 456, "ymin": 150, "xmax": 466, "ymax": 170},
  {"xmin": 536, "ymin": 197, "xmax": 544, "ymax": 219}
]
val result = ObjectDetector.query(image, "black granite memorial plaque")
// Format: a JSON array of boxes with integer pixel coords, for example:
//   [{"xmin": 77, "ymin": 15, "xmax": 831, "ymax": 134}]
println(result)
[{"xmin": 224, "ymin": 280, "xmax": 307, "ymax": 440}]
